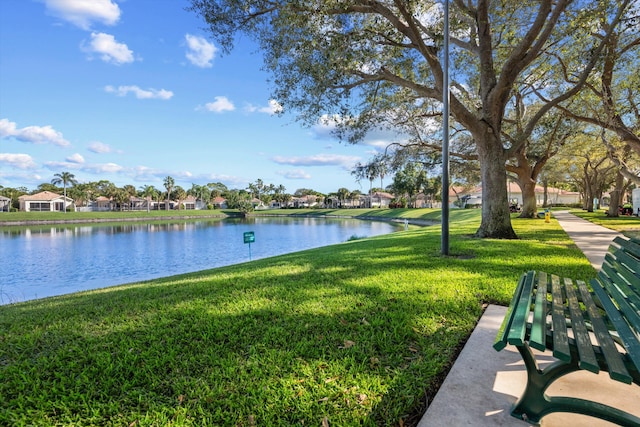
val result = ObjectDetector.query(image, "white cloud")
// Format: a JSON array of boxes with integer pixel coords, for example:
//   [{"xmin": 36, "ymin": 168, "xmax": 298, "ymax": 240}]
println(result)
[
  {"xmin": 185, "ymin": 34, "xmax": 217, "ymax": 68},
  {"xmin": 105, "ymin": 85, "xmax": 173, "ymax": 100},
  {"xmin": 83, "ymin": 162, "xmax": 124, "ymax": 173},
  {"xmin": 66, "ymin": 153, "xmax": 85, "ymax": 163},
  {"xmin": 0, "ymin": 171, "xmax": 43, "ymax": 186},
  {"xmin": 84, "ymin": 32, "xmax": 134, "ymax": 65},
  {"xmin": 271, "ymin": 153, "xmax": 360, "ymax": 167},
  {"xmin": 0, "ymin": 118, "xmax": 71, "ymax": 147},
  {"xmin": 311, "ymin": 114, "xmax": 345, "ymax": 139},
  {"xmin": 44, "ymin": 160, "xmax": 81, "ymax": 170},
  {"xmin": 310, "ymin": 113, "xmax": 373, "ymax": 140},
  {"xmin": 202, "ymin": 96, "xmax": 235, "ymax": 113},
  {"xmin": 310, "ymin": 114, "xmax": 410, "ymax": 150},
  {"xmin": 246, "ymin": 99, "xmax": 284, "ymax": 115},
  {"xmin": 44, "ymin": 0, "xmax": 121, "ymax": 30},
  {"xmin": 0, "ymin": 118, "xmax": 17, "ymax": 137},
  {"xmin": 88, "ymin": 141, "xmax": 113, "ymax": 153},
  {"xmin": 0, "ymin": 153, "xmax": 38, "ymax": 169},
  {"xmin": 363, "ymin": 139, "xmax": 393, "ymax": 149},
  {"xmin": 277, "ymin": 169, "xmax": 311, "ymax": 180}
]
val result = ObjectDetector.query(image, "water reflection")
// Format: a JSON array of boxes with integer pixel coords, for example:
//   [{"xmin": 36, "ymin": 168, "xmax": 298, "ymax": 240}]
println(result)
[{"xmin": 0, "ymin": 217, "xmax": 398, "ymax": 304}]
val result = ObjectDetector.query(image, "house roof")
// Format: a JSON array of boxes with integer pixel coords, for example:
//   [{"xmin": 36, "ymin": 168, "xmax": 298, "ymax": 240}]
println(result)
[
  {"xmin": 0, "ymin": 195, "xmax": 10, "ymax": 201},
  {"xmin": 18, "ymin": 191, "xmax": 73, "ymax": 202},
  {"xmin": 370, "ymin": 191, "xmax": 394, "ymax": 199},
  {"xmin": 293, "ymin": 195, "xmax": 319, "ymax": 202}
]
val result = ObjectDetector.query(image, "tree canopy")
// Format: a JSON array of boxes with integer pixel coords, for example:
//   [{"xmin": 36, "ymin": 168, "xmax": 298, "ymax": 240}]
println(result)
[{"xmin": 189, "ymin": 0, "xmax": 634, "ymax": 238}]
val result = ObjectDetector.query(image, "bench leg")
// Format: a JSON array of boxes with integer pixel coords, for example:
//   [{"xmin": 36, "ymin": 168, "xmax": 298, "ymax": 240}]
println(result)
[
  {"xmin": 511, "ymin": 343, "xmax": 580, "ymax": 424},
  {"xmin": 512, "ymin": 343, "xmax": 640, "ymax": 426}
]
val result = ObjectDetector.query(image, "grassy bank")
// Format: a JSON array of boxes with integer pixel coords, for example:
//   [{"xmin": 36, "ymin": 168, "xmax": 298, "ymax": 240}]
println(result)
[
  {"xmin": 570, "ymin": 209, "xmax": 640, "ymax": 238},
  {"xmin": 1, "ymin": 210, "xmax": 594, "ymax": 426},
  {"xmin": 0, "ymin": 209, "xmax": 233, "ymax": 224},
  {"xmin": 0, "ymin": 207, "xmax": 443, "ymax": 225}
]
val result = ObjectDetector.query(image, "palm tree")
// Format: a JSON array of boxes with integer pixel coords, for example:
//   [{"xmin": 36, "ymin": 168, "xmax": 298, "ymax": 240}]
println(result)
[
  {"xmin": 337, "ymin": 187, "xmax": 350, "ymax": 208},
  {"xmin": 350, "ymin": 189, "xmax": 362, "ymax": 208},
  {"xmin": 113, "ymin": 188, "xmax": 130, "ymax": 211},
  {"xmin": 273, "ymin": 184, "xmax": 287, "ymax": 208},
  {"xmin": 139, "ymin": 185, "xmax": 159, "ymax": 212},
  {"xmin": 163, "ymin": 176, "xmax": 175, "ymax": 210},
  {"xmin": 173, "ymin": 186, "xmax": 187, "ymax": 210},
  {"xmin": 51, "ymin": 171, "xmax": 77, "ymax": 213},
  {"xmin": 189, "ymin": 184, "xmax": 211, "ymax": 208}
]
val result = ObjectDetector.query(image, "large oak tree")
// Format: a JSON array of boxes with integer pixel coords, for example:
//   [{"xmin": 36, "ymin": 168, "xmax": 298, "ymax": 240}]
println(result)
[{"xmin": 190, "ymin": 0, "xmax": 631, "ymax": 238}]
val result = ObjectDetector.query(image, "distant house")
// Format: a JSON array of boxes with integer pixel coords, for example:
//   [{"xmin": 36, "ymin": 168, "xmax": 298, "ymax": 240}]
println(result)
[
  {"xmin": 0, "ymin": 195, "xmax": 11, "ymax": 212},
  {"xmin": 126, "ymin": 196, "xmax": 147, "ymax": 211},
  {"xmin": 181, "ymin": 195, "xmax": 198, "ymax": 210},
  {"xmin": 450, "ymin": 183, "xmax": 581, "ymax": 208},
  {"xmin": 252, "ymin": 197, "xmax": 268, "ymax": 210},
  {"xmin": 415, "ymin": 193, "xmax": 439, "ymax": 208},
  {"xmin": 19, "ymin": 191, "xmax": 75, "ymax": 212},
  {"xmin": 94, "ymin": 196, "xmax": 113, "ymax": 211},
  {"xmin": 292, "ymin": 195, "xmax": 320, "ymax": 208},
  {"xmin": 367, "ymin": 192, "xmax": 394, "ymax": 208},
  {"xmin": 212, "ymin": 196, "xmax": 227, "ymax": 209}
]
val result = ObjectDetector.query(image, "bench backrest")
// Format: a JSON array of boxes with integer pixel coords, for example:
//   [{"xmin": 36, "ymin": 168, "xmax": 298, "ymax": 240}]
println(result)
[{"xmin": 591, "ymin": 236, "xmax": 640, "ymax": 373}]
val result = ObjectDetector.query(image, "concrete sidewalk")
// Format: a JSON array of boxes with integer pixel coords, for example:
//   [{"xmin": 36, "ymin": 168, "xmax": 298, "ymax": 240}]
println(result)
[
  {"xmin": 551, "ymin": 210, "xmax": 623, "ymax": 270},
  {"xmin": 418, "ymin": 211, "xmax": 640, "ymax": 426}
]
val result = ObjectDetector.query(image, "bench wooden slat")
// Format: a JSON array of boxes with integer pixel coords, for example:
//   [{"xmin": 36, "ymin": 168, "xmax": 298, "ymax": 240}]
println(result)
[
  {"xmin": 608, "ymin": 248, "xmax": 640, "ymax": 282},
  {"xmin": 614, "ymin": 235, "xmax": 640, "ymax": 260},
  {"xmin": 601, "ymin": 260, "xmax": 640, "ymax": 334},
  {"xmin": 507, "ymin": 271, "xmax": 536, "ymax": 346},
  {"xmin": 605, "ymin": 250, "xmax": 640, "ymax": 307},
  {"xmin": 564, "ymin": 278, "xmax": 599, "ymax": 373},
  {"xmin": 591, "ymin": 275, "xmax": 640, "ymax": 374},
  {"xmin": 493, "ymin": 272, "xmax": 528, "ymax": 351},
  {"xmin": 551, "ymin": 274, "xmax": 571, "ymax": 362},
  {"xmin": 576, "ymin": 280, "xmax": 632, "ymax": 383},
  {"xmin": 530, "ymin": 271, "xmax": 548, "ymax": 351},
  {"xmin": 603, "ymin": 254, "xmax": 640, "ymax": 309}
]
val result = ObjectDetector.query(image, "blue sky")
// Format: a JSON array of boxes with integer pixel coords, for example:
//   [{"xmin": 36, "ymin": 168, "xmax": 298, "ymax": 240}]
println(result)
[{"xmin": 0, "ymin": 0, "xmax": 392, "ymax": 194}]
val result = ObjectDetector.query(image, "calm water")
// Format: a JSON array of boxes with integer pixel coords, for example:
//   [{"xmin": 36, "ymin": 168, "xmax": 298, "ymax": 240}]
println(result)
[{"xmin": 0, "ymin": 217, "xmax": 398, "ymax": 304}]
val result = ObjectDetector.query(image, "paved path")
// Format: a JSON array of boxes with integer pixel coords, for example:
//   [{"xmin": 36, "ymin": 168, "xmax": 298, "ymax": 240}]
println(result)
[
  {"xmin": 418, "ymin": 211, "xmax": 638, "ymax": 426},
  {"xmin": 551, "ymin": 210, "xmax": 623, "ymax": 270}
]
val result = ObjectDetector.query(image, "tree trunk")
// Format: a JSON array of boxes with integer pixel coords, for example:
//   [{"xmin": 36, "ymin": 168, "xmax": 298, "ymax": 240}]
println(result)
[
  {"xmin": 542, "ymin": 179, "xmax": 549, "ymax": 208},
  {"xmin": 518, "ymin": 179, "xmax": 538, "ymax": 218},
  {"xmin": 607, "ymin": 171, "xmax": 624, "ymax": 217},
  {"xmin": 506, "ymin": 146, "xmax": 548, "ymax": 219},
  {"xmin": 583, "ymin": 178, "xmax": 594, "ymax": 212},
  {"xmin": 475, "ymin": 134, "xmax": 517, "ymax": 239}
]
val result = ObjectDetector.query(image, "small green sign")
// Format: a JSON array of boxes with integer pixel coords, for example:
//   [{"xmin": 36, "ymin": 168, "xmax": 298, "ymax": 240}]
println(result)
[{"xmin": 243, "ymin": 231, "xmax": 255, "ymax": 244}]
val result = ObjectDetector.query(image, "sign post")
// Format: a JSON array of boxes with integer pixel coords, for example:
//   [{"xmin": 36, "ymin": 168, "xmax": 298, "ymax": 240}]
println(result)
[{"xmin": 243, "ymin": 231, "xmax": 255, "ymax": 260}]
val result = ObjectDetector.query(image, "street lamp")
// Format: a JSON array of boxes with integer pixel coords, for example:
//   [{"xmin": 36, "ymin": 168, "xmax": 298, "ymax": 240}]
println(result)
[{"xmin": 442, "ymin": 0, "xmax": 450, "ymax": 256}]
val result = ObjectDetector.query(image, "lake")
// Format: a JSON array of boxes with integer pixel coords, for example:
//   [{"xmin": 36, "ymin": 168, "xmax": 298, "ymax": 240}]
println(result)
[{"xmin": 0, "ymin": 217, "xmax": 400, "ymax": 304}]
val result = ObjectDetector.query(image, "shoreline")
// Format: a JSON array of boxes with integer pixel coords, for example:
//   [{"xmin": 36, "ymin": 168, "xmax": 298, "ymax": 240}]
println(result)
[
  {"xmin": 0, "ymin": 213, "xmax": 231, "ymax": 227},
  {"xmin": 0, "ymin": 212, "xmax": 438, "ymax": 227}
]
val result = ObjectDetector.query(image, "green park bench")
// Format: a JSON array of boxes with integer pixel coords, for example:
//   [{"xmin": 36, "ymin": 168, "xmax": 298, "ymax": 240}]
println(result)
[{"xmin": 494, "ymin": 236, "xmax": 640, "ymax": 426}]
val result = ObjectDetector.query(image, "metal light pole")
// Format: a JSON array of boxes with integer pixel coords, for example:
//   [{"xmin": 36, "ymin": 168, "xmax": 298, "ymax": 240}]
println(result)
[{"xmin": 441, "ymin": 0, "xmax": 450, "ymax": 256}]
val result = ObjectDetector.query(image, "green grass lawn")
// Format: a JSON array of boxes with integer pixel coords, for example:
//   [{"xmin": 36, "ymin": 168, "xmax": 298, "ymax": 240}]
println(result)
[
  {"xmin": 0, "ymin": 207, "xmax": 445, "ymax": 224},
  {"xmin": 253, "ymin": 207, "xmax": 444, "ymax": 220},
  {"xmin": 569, "ymin": 209, "xmax": 640, "ymax": 238},
  {"xmin": 0, "ymin": 210, "xmax": 595, "ymax": 426},
  {"xmin": 0, "ymin": 209, "xmax": 233, "ymax": 223}
]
